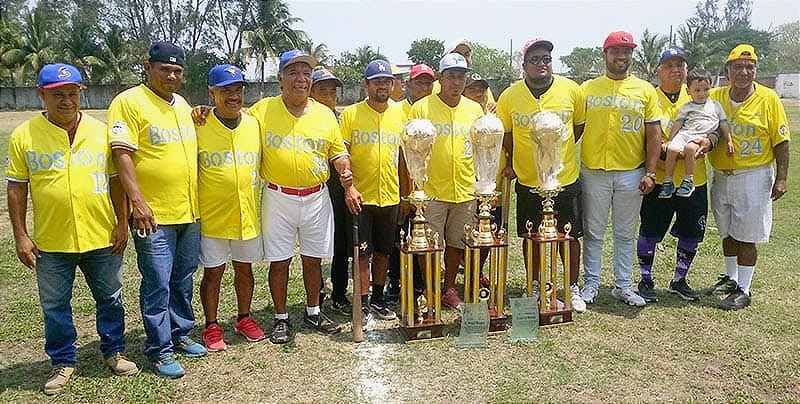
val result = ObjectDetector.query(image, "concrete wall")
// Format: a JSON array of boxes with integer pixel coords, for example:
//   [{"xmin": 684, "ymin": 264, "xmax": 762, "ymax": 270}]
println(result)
[{"xmin": 0, "ymin": 81, "xmax": 371, "ymax": 110}]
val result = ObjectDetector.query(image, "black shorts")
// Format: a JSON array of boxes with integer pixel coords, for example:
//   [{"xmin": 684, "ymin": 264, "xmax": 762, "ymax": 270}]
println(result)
[
  {"xmin": 357, "ymin": 204, "xmax": 399, "ymax": 256},
  {"xmin": 639, "ymin": 183, "xmax": 707, "ymax": 242},
  {"xmin": 515, "ymin": 180, "xmax": 583, "ymax": 238}
]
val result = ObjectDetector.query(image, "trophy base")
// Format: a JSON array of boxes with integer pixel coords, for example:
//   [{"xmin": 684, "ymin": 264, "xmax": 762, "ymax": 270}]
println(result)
[
  {"xmin": 539, "ymin": 308, "xmax": 573, "ymax": 326},
  {"xmin": 489, "ymin": 314, "xmax": 511, "ymax": 333},
  {"xmin": 399, "ymin": 320, "xmax": 445, "ymax": 341}
]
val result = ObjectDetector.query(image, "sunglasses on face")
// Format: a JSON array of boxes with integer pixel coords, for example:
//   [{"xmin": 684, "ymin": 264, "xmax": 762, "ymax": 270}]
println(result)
[{"xmin": 526, "ymin": 55, "xmax": 553, "ymax": 65}]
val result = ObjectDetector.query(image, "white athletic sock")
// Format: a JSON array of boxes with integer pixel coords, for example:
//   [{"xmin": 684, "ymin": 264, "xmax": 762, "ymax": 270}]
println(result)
[
  {"xmin": 724, "ymin": 256, "xmax": 738, "ymax": 282},
  {"xmin": 737, "ymin": 265, "xmax": 755, "ymax": 294},
  {"xmin": 306, "ymin": 305, "xmax": 320, "ymax": 316},
  {"xmin": 275, "ymin": 312, "xmax": 289, "ymax": 320}
]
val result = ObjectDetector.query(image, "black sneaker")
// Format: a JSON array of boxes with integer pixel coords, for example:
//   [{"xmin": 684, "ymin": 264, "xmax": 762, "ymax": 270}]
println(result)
[
  {"xmin": 720, "ymin": 288, "xmax": 751, "ymax": 310},
  {"xmin": 385, "ymin": 284, "xmax": 400, "ymax": 305},
  {"xmin": 269, "ymin": 318, "xmax": 292, "ymax": 344},
  {"xmin": 303, "ymin": 311, "xmax": 342, "ymax": 335},
  {"xmin": 369, "ymin": 299, "xmax": 397, "ymax": 320},
  {"xmin": 667, "ymin": 277, "xmax": 700, "ymax": 301},
  {"xmin": 705, "ymin": 274, "xmax": 738, "ymax": 296},
  {"xmin": 637, "ymin": 279, "xmax": 658, "ymax": 302},
  {"xmin": 331, "ymin": 296, "xmax": 352, "ymax": 315}
]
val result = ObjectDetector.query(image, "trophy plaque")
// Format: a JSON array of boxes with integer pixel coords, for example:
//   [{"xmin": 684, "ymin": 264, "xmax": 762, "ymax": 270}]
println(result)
[
  {"xmin": 521, "ymin": 111, "xmax": 574, "ymax": 326},
  {"xmin": 398, "ymin": 119, "xmax": 444, "ymax": 341},
  {"xmin": 507, "ymin": 294, "xmax": 539, "ymax": 343},
  {"xmin": 462, "ymin": 114, "xmax": 510, "ymax": 332},
  {"xmin": 456, "ymin": 289, "xmax": 491, "ymax": 349}
]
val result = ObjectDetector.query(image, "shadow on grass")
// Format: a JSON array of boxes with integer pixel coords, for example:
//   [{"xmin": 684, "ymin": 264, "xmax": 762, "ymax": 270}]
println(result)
[{"xmin": 0, "ymin": 328, "xmax": 148, "ymax": 393}]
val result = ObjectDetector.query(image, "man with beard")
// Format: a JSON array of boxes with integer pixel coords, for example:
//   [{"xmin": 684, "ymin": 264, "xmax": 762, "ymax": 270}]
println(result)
[
  {"xmin": 496, "ymin": 38, "xmax": 587, "ymax": 313},
  {"xmin": 408, "ymin": 53, "xmax": 484, "ymax": 310},
  {"xmin": 579, "ymin": 31, "xmax": 663, "ymax": 307},
  {"xmin": 340, "ymin": 59, "xmax": 408, "ymax": 323},
  {"xmin": 248, "ymin": 49, "xmax": 360, "ymax": 343},
  {"xmin": 636, "ymin": 48, "xmax": 717, "ymax": 303}
]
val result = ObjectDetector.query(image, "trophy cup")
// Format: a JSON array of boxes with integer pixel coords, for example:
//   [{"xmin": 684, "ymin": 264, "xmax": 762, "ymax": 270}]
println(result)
[
  {"xmin": 398, "ymin": 119, "xmax": 444, "ymax": 341},
  {"xmin": 461, "ymin": 114, "xmax": 510, "ymax": 332},
  {"xmin": 521, "ymin": 111, "xmax": 574, "ymax": 326}
]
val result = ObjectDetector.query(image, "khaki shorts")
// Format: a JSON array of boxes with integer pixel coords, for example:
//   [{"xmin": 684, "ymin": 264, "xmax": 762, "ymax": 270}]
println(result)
[{"xmin": 426, "ymin": 200, "xmax": 476, "ymax": 249}]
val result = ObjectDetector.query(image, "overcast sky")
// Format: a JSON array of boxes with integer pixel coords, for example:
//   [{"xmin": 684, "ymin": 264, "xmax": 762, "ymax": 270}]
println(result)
[{"xmin": 286, "ymin": 0, "xmax": 800, "ymax": 73}]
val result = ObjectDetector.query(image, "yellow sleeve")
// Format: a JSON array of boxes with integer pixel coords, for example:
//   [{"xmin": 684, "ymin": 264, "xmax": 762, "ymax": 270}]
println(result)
[
  {"xmin": 643, "ymin": 85, "xmax": 663, "ymax": 123},
  {"xmin": 495, "ymin": 90, "xmax": 512, "ymax": 132},
  {"xmin": 339, "ymin": 105, "xmax": 355, "ymax": 146},
  {"xmin": 107, "ymin": 95, "xmax": 140, "ymax": 150},
  {"xmin": 328, "ymin": 120, "xmax": 348, "ymax": 161},
  {"xmin": 769, "ymin": 95, "xmax": 791, "ymax": 145},
  {"xmin": 572, "ymin": 85, "xmax": 586, "ymax": 125},
  {"xmin": 5, "ymin": 125, "xmax": 30, "ymax": 181}
]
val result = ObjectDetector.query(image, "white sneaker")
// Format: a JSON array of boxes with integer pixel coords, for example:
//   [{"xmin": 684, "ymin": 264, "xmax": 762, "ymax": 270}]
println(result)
[
  {"xmin": 570, "ymin": 285, "xmax": 587, "ymax": 313},
  {"xmin": 580, "ymin": 284, "xmax": 598, "ymax": 304},
  {"xmin": 611, "ymin": 287, "xmax": 646, "ymax": 307}
]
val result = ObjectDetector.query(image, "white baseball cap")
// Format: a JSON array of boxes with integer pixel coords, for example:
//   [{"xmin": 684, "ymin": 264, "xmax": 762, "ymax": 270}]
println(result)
[{"xmin": 439, "ymin": 53, "xmax": 472, "ymax": 73}]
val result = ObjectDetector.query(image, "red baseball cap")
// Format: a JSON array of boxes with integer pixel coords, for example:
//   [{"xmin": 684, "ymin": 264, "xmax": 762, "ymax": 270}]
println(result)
[
  {"xmin": 603, "ymin": 31, "xmax": 637, "ymax": 50},
  {"xmin": 410, "ymin": 64, "xmax": 435, "ymax": 79},
  {"xmin": 522, "ymin": 38, "xmax": 554, "ymax": 56}
]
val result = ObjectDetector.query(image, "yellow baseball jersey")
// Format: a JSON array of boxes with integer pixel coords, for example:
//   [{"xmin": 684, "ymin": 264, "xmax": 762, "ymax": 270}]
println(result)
[
  {"xmin": 409, "ymin": 94, "xmax": 484, "ymax": 202},
  {"xmin": 581, "ymin": 75, "xmax": 663, "ymax": 170},
  {"xmin": 197, "ymin": 111, "xmax": 261, "ymax": 240},
  {"xmin": 433, "ymin": 80, "xmax": 496, "ymax": 103},
  {"xmin": 709, "ymin": 83, "xmax": 791, "ymax": 170},
  {"xmin": 340, "ymin": 101, "xmax": 405, "ymax": 206},
  {"xmin": 402, "ymin": 99, "xmax": 413, "ymax": 120},
  {"xmin": 654, "ymin": 85, "xmax": 709, "ymax": 185},
  {"xmin": 6, "ymin": 113, "xmax": 117, "ymax": 253},
  {"xmin": 248, "ymin": 96, "xmax": 348, "ymax": 187},
  {"xmin": 107, "ymin": 84, "xmax": 199, "ymax": 225},
  {"xmin": 496, "ymin": 76, "xmax": 586, "ymax": 188}
]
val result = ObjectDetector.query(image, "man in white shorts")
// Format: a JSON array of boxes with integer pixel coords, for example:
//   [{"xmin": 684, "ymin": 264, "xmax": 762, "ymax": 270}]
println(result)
[
  {"xmin": 197, "ymin": 64, "xmax": 265, "ymax": 352},
  {"xmin": 248, "ymin": 49, "xmax": 361, "ymax": 343},
  {"xmin": 706, "ymin": 44, "xmax": 790, "ymax": 310}
]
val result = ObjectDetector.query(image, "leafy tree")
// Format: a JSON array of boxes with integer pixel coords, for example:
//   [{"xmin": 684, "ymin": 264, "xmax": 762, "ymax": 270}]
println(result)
[
  {"xmin": 95, "ymin": 24, "xmax": 140, "ymax": 86},
  {"xmin": 632, "ymin": 29, "xmax": 668, "ymax": 82},
  {"xmin": 677, "ymin": 24, "xmax": 719, "ymax": 69},
  {"xmin": 407, "ymin": 38, "xmax": 443, "ymax": 68},
  {"xmin": 62, "ymin": 20, "xmax": 103, "ymax": 84},
  {"xmin": 559, "ymin": 47, "xmax": 603, "ymax": 82},
  {"xmin": 762, "ymin": 21, "xmax": 800, "ymax": 73},
  {"xmin": 300, "ymin": 41, "xmax": 331, "ymax": 66},
  {"xmin": 470, "ymin": 42, "xmax": 516, "ymax": 89},
  {"xmin": 687, "ymin": 0, "xmax": 723, "ymax": 32},
  {"xmin": 212, "ymin": 0, "xmax": 254, "ymax": 65},
  {"xmin": 723, "ymin": 0, "xmax": 752, "ymax": 30},
  {"xmin": 331, "ymin": 45, "xmax": 386, "ymax": 85}
]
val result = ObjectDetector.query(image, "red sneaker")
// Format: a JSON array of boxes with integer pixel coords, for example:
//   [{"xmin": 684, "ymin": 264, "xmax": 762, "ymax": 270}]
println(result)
[
  {"xmin": 202, "ymin": 323, "xmax": 226, "ymax": 352},
  {"xmin": 442, "ymin": 287, "xmax": 464, "ymax": 310},
  {"xmin": 234, "ymin": 316, "xmax": 266, "ymax": 342}
]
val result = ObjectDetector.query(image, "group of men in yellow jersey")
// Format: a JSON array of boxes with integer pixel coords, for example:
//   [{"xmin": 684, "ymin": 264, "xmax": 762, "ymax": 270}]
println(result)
[{"xmin": 6, "ymin": 32, "xmax": 790, "ymax": 395}]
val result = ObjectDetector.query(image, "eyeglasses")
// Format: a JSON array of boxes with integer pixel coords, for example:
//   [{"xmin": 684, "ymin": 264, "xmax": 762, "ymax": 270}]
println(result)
[{"xmin": 525, "ymin": 55, "xmax": 552, "ymax": 65}]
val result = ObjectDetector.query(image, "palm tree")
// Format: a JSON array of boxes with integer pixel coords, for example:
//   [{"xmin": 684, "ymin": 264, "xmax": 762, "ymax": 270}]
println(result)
[
  {"xmin": 633, "ymin": 29, "xmax": 668, "ymax": 82},
  {"xmin": 678, "ymin": 24, "xmax": 719, "ymax": 70},
  {"xmin": 300, "ymin": 40, "xmax": 331, "ymax": 66},
  {"xmin": 96, "ymin": 24, "xmax": 139, "ymax": 87},
  {"xmin": 63, "ymin": 21, "xmax": 103, "ymax": 84},
  {"xmin": 6, "ymin": 9, "xmax": 56, "ymax": 85}
]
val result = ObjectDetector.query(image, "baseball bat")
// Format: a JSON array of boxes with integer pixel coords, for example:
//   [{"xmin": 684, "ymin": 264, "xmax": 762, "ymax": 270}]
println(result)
[{"xmin": 351, "ymin": 213, "xmax": 364, "ymax": 342}]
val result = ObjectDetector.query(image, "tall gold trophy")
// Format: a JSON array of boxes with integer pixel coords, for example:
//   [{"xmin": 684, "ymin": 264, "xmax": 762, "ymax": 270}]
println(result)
[
  {"xmin": 398, "ymin": 119, "xmax": 444, "ymax": 341},
  {"xmin": 461, "ymin": 114, "xmax": 510, "ymax": 332},
  {"xmin": 522, "ymin": 111, "xmax": 574, "ymax": 326}
]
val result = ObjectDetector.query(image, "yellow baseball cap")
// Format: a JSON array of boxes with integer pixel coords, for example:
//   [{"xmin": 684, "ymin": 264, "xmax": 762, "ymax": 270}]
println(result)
[{"xmin": 726, "ymin": 44, "xmax": 757, "ymax": 63}]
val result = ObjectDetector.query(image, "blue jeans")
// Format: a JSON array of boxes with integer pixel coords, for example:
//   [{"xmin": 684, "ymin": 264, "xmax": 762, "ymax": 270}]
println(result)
[
  {"xmin": 36, "ymin": 247, "xmax": 125, "ymax": 367},
  {"xmin": 581, "ymin": 166, "xmax": 644, "ymax": 290},
  {"xmin": 132, "ymin": 221, "xmax": 200, "ymax": 361}
]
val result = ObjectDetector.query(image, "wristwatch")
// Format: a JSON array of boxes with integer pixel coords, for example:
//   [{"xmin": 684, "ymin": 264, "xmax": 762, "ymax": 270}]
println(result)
[{"xmin": 644, "ymin": 172, "xmax": 657, "ymax": 180}]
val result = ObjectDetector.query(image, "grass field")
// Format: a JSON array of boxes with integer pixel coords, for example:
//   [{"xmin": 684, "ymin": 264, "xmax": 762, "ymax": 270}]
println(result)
[{"xmin": 0, "ymin": 101, "xmax": 798, "ymax": 403}]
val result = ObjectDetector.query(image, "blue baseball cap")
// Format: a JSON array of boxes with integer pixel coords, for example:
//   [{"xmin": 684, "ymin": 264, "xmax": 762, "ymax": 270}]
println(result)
[
  {"xmin": 364, "ymin": 59, "xmax": 393, "ymax": 80},
  {"xmin": 312, "ymin": 68, "xmax": 342, "ymax": 87},
  {"xmin": 208, "ymin": 64, "xmax": 245, "ymax": 87},
  {"xmin": 278, "ymin": 49, "xmax": 317, "ymax": 72},
  {"xmin": 38, "ymin": 63, "xmax": 83, "ymax": 88},
  {"xmin": 659, "ymin": 47, "xmax": 687, "ymax": 65},
  {"xmin": 148, "ymin": 41, "xmax": 185, "ymax": 66},
  {"xmin": 439, "ymin": 53, "xmax": 471, "ymax": 73}
]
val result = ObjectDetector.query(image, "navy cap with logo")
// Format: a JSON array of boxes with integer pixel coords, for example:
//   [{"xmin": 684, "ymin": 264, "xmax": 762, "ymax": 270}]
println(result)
[
  {"xmin": 659, "ymin": 47, "xmax": 686, "ymax": 65},
  {"xmin": 38, "ymin": 63, "xmax": 84, "ymax": 88},
  {"xmin": 364, "ymin": 60, "xmax": 394, "ymax": 80},
  {"xmin": 278, "ymin": 49, "xmax": 318, "ymax": 72},
  {"xmin": 208, "ymin": 64, "xmax": 245, "ymax": 87},
  {"xmin": 149, "ymin": 41, "xmax": 185, "ymax": 67}
]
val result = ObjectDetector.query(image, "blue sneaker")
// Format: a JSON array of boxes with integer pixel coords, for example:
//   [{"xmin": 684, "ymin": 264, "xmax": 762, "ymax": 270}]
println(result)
[
  {"xmin": 675, "ymin": 178, "xmax": 695, "ymax": 197},
  {"xmin": 175, "ymin": 336, "xmax": 207, "ymax": 358},
  {"xmin": 152, "ymin": 355, "xmax": 184, "ymax": 379},
  {"xmin": 658, "ymin": 180, "xmax": 675, "ymax": 199}
]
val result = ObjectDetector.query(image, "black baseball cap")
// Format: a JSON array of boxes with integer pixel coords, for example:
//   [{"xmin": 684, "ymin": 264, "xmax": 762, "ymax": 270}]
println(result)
[{"xmin": 149, "ymin": 41, "xmax": 185, "ymax": 67}]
